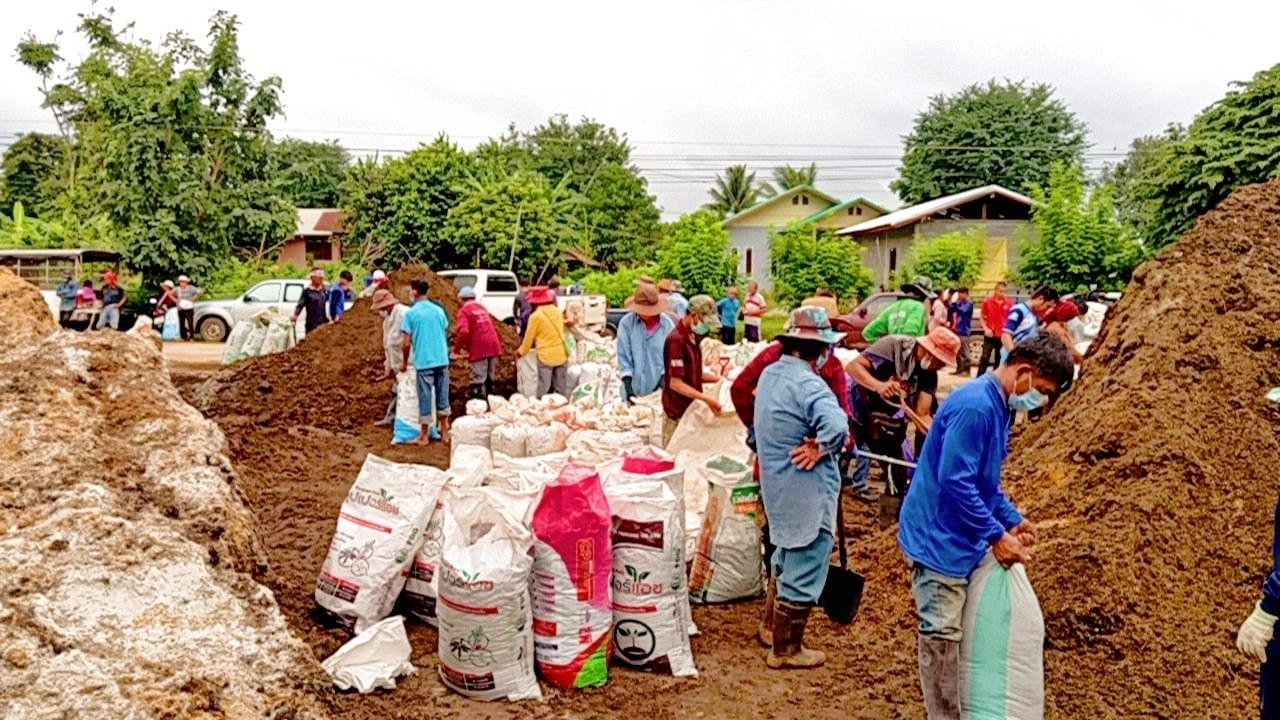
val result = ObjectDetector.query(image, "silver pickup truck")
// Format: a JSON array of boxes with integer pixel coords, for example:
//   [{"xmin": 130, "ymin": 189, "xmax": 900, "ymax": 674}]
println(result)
[{"xmin": 193, "ymin": 278, "xmax": 350, "ymax": 341}]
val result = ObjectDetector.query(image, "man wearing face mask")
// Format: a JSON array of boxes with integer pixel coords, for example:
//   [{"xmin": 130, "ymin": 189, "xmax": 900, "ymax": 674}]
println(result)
[
  {"xmin": 661, "ymin": 294, "xmax": 724, "ymax": 446},
  {"xmin": 898, "ymin": 334, "xmax": 1074, "ymax": 719}
]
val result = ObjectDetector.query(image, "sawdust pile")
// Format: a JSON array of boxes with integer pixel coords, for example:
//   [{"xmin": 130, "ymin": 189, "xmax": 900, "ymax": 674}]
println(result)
[
  {"xmin": 837, "ymin": 179, "xmax": 1280, "ymax": 718},
  {"xmin": 0, "ymin": 270, "xmax": 331, "ymax": 719}
]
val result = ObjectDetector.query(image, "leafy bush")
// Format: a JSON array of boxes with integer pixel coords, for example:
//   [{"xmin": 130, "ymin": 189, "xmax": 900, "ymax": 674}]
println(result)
[
  {"xmin": 897, "ymin": 227, "xmax": 985, "ymax": 288},
  {"xmin": 1017, "ymin": 162, "xmax": 1144, "ymax": 292},
  {"xmin": 769, "ymin": 222, "xmax": 874, "ymax": 309},
  {"xmin": 655, "ymin": 211, "xmax": 739, "ymax": 297},
  {"xmin": 578, "ymin": 265, "xmax": 659, "ymax": 306}
]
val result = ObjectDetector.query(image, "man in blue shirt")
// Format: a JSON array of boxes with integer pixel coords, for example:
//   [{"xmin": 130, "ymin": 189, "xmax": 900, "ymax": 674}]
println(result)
[
  {"xmin": 898, "ymin": 334, "xmax": 1073, "ymax": 718},
  {"xmin": 1000, "ymin": 285, "xmax": 1059, "ymax": 360},
  {"xmin": 947, "ymin": 287, "xmax": 974, "ymax": 376},
  {"xmin": 1237, "ymin": 495, "xmax": 1280, "ymax": 716},
  {"xmin": 716, "ymin": 286, "xmax": 740, "ymax": 346},
  {"xmin": 617, "ymin": 283, "xmax": 675, "ymax": 403},
  {"xmin": 327, "ymin": 270, "xmax": 353, "ymax": 321},
  {"xmin": 755, "ymin": 307, "xmax": 849, "ymax": 670},
  {"xmin": 56, "ymin": 271, "xmax": 79, "ymax": 326},
  {"xmin": 400, "ymin": 278, "xmax": 451, "ymax": 444}
]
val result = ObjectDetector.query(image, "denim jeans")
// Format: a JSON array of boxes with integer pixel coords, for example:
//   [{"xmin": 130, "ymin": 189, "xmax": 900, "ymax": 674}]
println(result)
[
  {"xmin": 96, "ymin": 305, "xmax": 120, "ymax": 330},
  {"xmin": 415, "ymin": 366, "xmax": 450, "ymax": 418},
  {"xmin": 770, "ymin": 530, "xmax": 834, "ymax": 605},
  {"xmin": 911, "ymin": 563, "xmax": 969, "ymax": 641}
]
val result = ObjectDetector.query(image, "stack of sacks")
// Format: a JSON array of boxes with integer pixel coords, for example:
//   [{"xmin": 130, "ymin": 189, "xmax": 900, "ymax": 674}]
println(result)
[{"xmin": 221, "ymin": 307, "xmax": 298, "ymax": 364}]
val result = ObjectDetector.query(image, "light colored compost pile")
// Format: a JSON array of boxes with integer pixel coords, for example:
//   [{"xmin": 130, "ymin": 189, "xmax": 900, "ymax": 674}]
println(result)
[{"xmin": 0, "ymin": 267, "xmax": 332, "ymax": 719}]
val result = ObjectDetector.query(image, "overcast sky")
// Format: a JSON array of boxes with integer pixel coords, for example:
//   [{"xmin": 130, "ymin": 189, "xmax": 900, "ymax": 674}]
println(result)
[{"xmin": 3, "ymin": 1, "xmax": 1277, "ymax": 217}]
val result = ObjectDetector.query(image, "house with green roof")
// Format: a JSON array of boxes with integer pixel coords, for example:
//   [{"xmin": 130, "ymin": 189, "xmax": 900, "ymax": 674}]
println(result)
[{"xmin": 723, "ymin": 185, "xmax": 886, "ymax": 290}]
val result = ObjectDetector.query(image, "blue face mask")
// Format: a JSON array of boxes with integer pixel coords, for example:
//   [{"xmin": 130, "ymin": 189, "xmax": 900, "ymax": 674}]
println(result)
[
  {"xmin": 1009, "ymin": 388, "xmax": 1048, "ymax": 412},
  {"xmin": 693, "ymin": 322, "xmax": 709, "ymax": 336}
]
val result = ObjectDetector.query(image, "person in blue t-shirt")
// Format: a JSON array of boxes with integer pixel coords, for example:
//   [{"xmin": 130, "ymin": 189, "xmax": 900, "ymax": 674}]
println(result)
[
  {"xmin": 897, "ymin": 335, "xmax": 1073, "ymax": 718},
  {"xmin": 400, "ymin": 278, "xmax": 451, "ymax": 444},
  {"xmin": 1000, "ymin": 286, "xmax": 1059, "ymax": 362},
  {"xmin": 716, "ymin": 286, "xmax": 740, "ymax": 346},
  {"xmin": 947, "ymin": 287, "xmax": 974, "ymax": 376},
  {"xmin": 327, "ymin": 270, "xmax": 353, "ymax": 321}
]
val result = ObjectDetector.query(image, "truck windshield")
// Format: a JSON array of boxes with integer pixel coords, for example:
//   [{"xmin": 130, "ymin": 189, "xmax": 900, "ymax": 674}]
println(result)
[{"xmin": 450, "ymin": 274, "xmax": 478, "ymax": 291}]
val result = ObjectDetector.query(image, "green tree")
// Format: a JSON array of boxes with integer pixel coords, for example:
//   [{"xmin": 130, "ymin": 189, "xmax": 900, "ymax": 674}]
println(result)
[
  {"xmin": 1126, "ymin": 63, "xmax": 1280, "ymax": 248},
  {"xmin": 892, "ymin": 80, "xmax": 1087, "ymax": 204},
  {"xmin": 1099, "ymin": 126, "xmax": 1183, "ymax": 243},
  {"xmin": 1017, "ymin": 162, "xmax": 1144, "ymax": 292},
  {"xmin": 340, "ymin": 136, "xmax": 476, "ymax": 267},
  {"xmin": 269, "ymin": 138, "xmax": 348, "ymax": 207},
  {"xmin": 769, "ymin": 222, "xmax": 874, "ymax": 308},
  {"xmin": 705, "ymin": 164, "xmax": 765, "ymax": 216},
  {"xmin": 15, "ymin": 9, "xmax": 296, "ymax": 281},
  {"xmin": 577, "ymin": 162, "xmax": 660, "ymax": 266},
  {"xmin": 0, "ymin": 133, "xmax": 68, "ymax": 217},
  {"xmin": 760, "ymin": 163, "xmax": 818, "ymax": 197},
  {"xmin": 444, "ymin": 169, "xmax": 578, "ymax": 282},
  {"xmin": 577, "ymin": 265, "xmax": 659, "ymax": 306},
  {"xmin": 898, "ymin": 227, "xmax": 986, "ymax": 288},
  {"xmin": 655, "ymin": 211, "xmax": 738, "ymax": 296}
]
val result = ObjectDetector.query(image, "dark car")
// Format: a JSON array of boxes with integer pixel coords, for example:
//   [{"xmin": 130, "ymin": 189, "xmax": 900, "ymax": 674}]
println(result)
[{"xmin": 604, "ymin": 308, "xmax": 628, "ymax": 337}]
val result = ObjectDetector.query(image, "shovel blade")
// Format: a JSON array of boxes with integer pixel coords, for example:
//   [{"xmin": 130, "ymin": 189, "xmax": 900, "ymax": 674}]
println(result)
[{"xmin": 821, "ymin": 566, "xmax": 866, "ymax": 625}]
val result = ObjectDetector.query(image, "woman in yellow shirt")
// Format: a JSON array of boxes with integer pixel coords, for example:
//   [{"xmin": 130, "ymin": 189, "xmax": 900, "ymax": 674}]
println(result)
[{"xmin": 516, "ymin": 286, "xmax": 569, "ymax": 397}]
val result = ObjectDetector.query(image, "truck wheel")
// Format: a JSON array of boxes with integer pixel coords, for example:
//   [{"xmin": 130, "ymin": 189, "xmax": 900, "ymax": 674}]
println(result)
[
  {"xmin": 966, "ymin": 336, "xmax": 983, "ymax": 364},
  {"xmin": 199, "ymin": 317, "xmax": 229, "ymax": 343}
]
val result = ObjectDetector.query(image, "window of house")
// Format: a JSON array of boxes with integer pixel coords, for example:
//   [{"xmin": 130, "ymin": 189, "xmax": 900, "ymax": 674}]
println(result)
[
  {"xmin": 305, "ymin": 238, "xmax": 333, "ymax": 261},
  {"xmin": 792, "ymin": 196, "xmax": 800, "ymax": 205},
  {"xmin": 745, "ymin": 248, "xmax": 754, "ymax": 274},
  {"xmin": 856, "ymin": 207, "xmax": 863, "ymax": 215},
  {"xmin": 848, "ymin": 207, "xmax": 855, "ymax": 215},
  {"xmin": 889, "ymin": 248, "xmax": 898, "ymax": 272},
  {"xmin": 801, "ymin": 195, "xmax": 809, "ymax": 205}
]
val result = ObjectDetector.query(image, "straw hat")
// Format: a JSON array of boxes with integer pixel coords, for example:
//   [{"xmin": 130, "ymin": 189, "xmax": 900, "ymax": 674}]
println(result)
[
  {"xmin": 917, "ymin": 327, "xmax": 961, "ymax": 369},
  {"xmin": 371, "ymin": 288, "xmax": 399, "ymax": 311},
  {"xmin": 623, "ymin": 283, "xmax": 669, "ymax": 317},
  {"xmin": 657, "ymin": 278, "xmax": 676, "ymax": 292}
]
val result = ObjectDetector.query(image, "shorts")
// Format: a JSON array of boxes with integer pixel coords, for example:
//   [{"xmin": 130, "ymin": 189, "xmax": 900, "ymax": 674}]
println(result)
[
  {"xmin": 415, "ymin": 366, "xmax": 451, "ymax": 418},
  {"xmin": 911, "ymin": 563, "xmax": 969, "ymax": 641},
  {"xmin": 770, "ymin": 530, "xmax": 834, "ymax": 605}
]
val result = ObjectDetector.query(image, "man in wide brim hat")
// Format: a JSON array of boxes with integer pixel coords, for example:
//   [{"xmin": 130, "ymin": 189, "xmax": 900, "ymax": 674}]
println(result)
[
  {"xmin": 902, "ymin": 275, "xmax": 935, "ymax": 300},
  {"xmin": 617, "ymin": 283, "xmax": 675, "ymax": 403},
  {"xmin": 774, "ymin": 306, "xmax": 847, "ymax": 345},
  {"xmin": 623, "ymin": 283, "xmax": 670, "ymax": 316}
]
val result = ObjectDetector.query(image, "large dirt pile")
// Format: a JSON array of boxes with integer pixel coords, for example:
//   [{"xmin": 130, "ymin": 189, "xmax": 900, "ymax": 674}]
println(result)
[
  {"xmin": 0, "ymin": 267, "xmax": 56, "ymax": 344},
  {"xmin": 0, "ymin": 274, "xmax": 331, "ymax": 718},
  {"xmin": 834, "ymin": 178, "xmax": 1280, "ymax": 718}
]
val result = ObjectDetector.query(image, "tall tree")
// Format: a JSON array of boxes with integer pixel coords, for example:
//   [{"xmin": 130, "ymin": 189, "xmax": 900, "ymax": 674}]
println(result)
[
  {"xmin": 269, "ymin": 138, "xmax": 349, "ymax": 208},
  {"xmin": 1126, "ymin": 63, "xmax": 1280, "ymax": 248},
  {"xmin": 0, "ymin": 132, "xmax": 68, "ymax": 217},
  {"xmin": 15, "ymin": 9, "xmax": 295, "ymax": 280},
  {"xmin": 892, "ymin": 80, "xmax": 1088, "ymax": 204},
  {"xmin": 1099, "ymin": 126, "xmax": 1183, "ymax": 244},
  {"xmin": 760, "ymin": 163, "xmax": 818, "ymax": 198},
  {"xmin": 705, "ymin": 164, "xmax": 765, "ymax": 216},
  {"xmin": 655, "ymin": 211, "xmax": 738, "ymax": 296},
  {"xmin": 769, "ymin": 221, "xmax": 874, "ymax": 307},
  {"xmin": 1017, "ymin": 162, "xmax": 1144, "ymax": 292}
]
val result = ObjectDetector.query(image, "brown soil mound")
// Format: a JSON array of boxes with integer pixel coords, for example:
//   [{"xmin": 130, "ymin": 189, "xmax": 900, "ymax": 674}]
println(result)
[
  {"xmin": 0, "ymin": 276, "xmax": 329, "ymax": 719},
  {"xmin": 0, "ymin": 266, "xmax": 57, "ymax": 345},
  {"xmin": 835, "ymin": 179, "xmax": 1280, "ymax": 718}
]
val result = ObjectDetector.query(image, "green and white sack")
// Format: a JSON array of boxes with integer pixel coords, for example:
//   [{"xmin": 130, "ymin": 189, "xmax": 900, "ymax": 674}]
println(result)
[{"xmin": 960, "ymin": 553, "xmax": 1045, "ymax": 720}]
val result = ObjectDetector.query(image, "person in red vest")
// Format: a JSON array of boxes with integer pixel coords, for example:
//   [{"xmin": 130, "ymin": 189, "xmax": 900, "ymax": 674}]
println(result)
[{"xmin": 453, "ymin": 286, "xmax": 503, "ymax": 399}]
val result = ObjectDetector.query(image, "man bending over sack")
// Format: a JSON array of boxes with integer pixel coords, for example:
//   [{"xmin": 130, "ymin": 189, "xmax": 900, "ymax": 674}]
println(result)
[
  {"xmin": 898, "ymin": 334, "xmax": 1073, "ymax": 718},
  {"xmin": 754, "ymin": 307, "xmax": 850, "ymax": 669},
  {"xmin": 1236, "ymin": 492, "xmax": 1280, "ymax": 718}
]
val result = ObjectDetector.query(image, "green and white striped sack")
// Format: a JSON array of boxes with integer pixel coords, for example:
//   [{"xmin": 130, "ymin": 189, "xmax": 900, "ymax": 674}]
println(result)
[{"xmin": 959, "ymin": 553, "xmax": 1045, "ymax": 720}]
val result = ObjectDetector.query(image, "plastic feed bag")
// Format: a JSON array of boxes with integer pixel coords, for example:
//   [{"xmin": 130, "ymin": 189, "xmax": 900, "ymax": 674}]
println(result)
[
  {"xmin": 688, "ymin": 455, "xmax": 764, "ymax": 603},
  {"xmin": 392, "ymin": 370, "xmax": 423, "ymax": 444},
  {"xmin": 531, "ymin": 465, "xmax": 613, "ymax": 689},
  {"xmin": 606, "ymin": 480, "xmax": 697, "ymax": 677},
  {"xmin": 315, "ymin": 455, "xmax": 446, "ymax": 633},
  {"xmin": 619, "ymin": 446, "xmax": 698, "ymax": 637},
  {"xmin": 320, "ymin": 615, "xmax": 416, "ymax": 693},
  {"xmin": 960, "ymin": 554, "xmax": 1045, "ymax": 720},
  {"xmin": 437, "ymin": 487, "xmax": 541, "ymax": 702}
]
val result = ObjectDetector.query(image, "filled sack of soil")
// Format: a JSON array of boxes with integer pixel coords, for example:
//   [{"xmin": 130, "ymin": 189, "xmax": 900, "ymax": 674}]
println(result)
[
  {"xmin": 437, "ymin": 486, "xmax": 541, "ymax": 702},
  {"xmin": 392, "ymin": 370, "xmax": 423, "ymax": 444},
  {"xmin": 491, "ymin": 423, "xmax": 530, "ymax": 458},
  {"xmin": 315, "ymin": 455, "xmax": 446, "ymax": 632},
  {"xmin": 531, "ymin": 464, "xmax": 613, "ymax": 689},
  {"xmin": 960, "ymin": 553, "xmax": 1045, "ymax": 720},
  {"xmin": 688, "ymin": 455, "xmax": 764, "ymax": 603},
  {"xmin": 606, "ymin": 479, "xmax": 697, "ymax": 677}
]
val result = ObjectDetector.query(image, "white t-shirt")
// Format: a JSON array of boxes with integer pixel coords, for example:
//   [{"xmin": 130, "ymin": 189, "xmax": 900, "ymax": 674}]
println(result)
[{"xmin": 744, "ymin": 293, "xmax": 766, "ymax": 326}]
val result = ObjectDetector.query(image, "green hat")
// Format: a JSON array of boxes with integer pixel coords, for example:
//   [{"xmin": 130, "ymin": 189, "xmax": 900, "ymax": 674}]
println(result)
[
  {"xmin": 687, "ymin": 294, "xmax": 722, "ymax": 331},
  {"xmin": 776, "ymin": 306, "xmax": 845, "ymax": 344}
]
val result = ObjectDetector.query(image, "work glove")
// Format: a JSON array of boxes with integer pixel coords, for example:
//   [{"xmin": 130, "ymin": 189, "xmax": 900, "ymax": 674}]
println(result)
[
  {"xmin": 621, "ymin": 376, "xmax": 635, "ymax": 405},
  {"xmin": 1236, "ymin": 602, "xmax": 1278, "ymax": 663}
]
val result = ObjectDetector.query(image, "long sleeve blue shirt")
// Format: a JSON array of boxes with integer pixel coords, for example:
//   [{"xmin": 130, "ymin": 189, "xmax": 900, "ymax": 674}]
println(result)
[
  {"xmin": 755, "ymin": 355, "xmax": 850, "ymax": 549},
  {"xmin": 327, "ymin": 284, "xmax": 348, "ymax": 321},
  {"xmin": 898, "ymin": 372, "xmax": 1023, "ymax": 577},
  {"xmin": 1262, "ymin": 498, "xmax": 1280, "ymax": 615},
  {"xmin": 616, "ymin": 312, "xmax": 674, "ymax": 396}
]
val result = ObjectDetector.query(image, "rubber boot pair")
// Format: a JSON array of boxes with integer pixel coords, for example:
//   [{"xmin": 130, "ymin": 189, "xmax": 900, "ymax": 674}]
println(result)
[
  {"xmin": 918, "ymin": 635, "xmax": 961, "ymax": 719},
  {"xmin": 758, "ymin": 577, "xmax": 776, "ymax": 647},
  {"xmin": 766, "ymin": 599, "xmax": 825, "ymax": 669}
]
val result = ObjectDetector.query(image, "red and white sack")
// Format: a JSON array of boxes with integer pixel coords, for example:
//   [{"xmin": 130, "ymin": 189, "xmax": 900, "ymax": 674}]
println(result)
[
  {"xmin": 531, "ymin": 465, "xmax": 613, "ymax": 689},
  {"xmin": 617, "ymin": 446, "xmax": 698, "ymax": 637},
  {"xmin": 315, "ymin": 455, "xmax": 446, "ymax": 632},
  {"xmin": 688, "ymin": 455, "xmax": 764, "ymax": 603},
  {"xmin": 606, "ymin": 480, "xmax": 697, "ymax": 677},
  {"xmin": 437, "ymin": 487, "xmax": 541, "ymax": 702}
]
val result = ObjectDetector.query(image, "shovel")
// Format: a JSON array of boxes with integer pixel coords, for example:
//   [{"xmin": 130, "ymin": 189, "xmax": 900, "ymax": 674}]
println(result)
[{"xmin": 821, "ymin": 490, "xmax": 865, "ymax": 625}]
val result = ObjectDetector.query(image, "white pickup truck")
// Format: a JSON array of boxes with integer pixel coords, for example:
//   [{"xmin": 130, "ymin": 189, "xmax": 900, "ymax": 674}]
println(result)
[{"xmin": 438, "ymin": 269, "xmax": 607, "ymax": 332}]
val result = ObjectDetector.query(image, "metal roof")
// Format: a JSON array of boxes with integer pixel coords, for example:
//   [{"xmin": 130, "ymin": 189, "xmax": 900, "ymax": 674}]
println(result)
[
  {"xmin": 295, "ymin": 208, "xmax": 346, "ymax": 237},
  {"xmin": 835, "ymin": 185, "xmax": 1035, "ymax": 237},
  {"xmin": 0, "ymin": 248, "xmax": 121, "ymax": 262}
]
